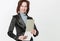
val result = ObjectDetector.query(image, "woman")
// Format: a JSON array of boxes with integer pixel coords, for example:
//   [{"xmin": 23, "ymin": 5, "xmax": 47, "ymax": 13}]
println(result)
[{"xmin": 7, "ymin": 0, "xmax": 39, "ymax": 41}]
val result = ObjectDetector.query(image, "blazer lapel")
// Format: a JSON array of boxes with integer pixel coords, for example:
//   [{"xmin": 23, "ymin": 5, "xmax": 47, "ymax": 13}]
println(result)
[
  {"xmin": 17, "ymin": 13, "xmax": 32, "ymax": 29},
  {"xmin": 17, "ymin": 13, "xmax": 26, "ymax": 29}
]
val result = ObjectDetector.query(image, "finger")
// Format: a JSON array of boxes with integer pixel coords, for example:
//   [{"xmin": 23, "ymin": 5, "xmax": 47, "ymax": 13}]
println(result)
[{"xmin": 23, "ymin": 36, "xmax": 27, "ymax": 39}]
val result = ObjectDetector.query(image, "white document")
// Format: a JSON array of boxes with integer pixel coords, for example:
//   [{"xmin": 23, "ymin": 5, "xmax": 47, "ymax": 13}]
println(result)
[{"xmin": 23, "ymin": 19, "xmax": 34, "ymax": 41}]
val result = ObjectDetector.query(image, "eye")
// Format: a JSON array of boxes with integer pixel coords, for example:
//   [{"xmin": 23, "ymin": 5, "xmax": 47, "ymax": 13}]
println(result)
[{"xmin": 25, "ymin": 6, "xmax": 27, "ymax": 7}]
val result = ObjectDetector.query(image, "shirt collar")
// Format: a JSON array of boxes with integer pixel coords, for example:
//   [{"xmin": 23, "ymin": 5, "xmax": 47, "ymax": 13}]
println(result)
[{"xmin": 20, "ymin": 12, "xmax": 26, "ymax": 16}]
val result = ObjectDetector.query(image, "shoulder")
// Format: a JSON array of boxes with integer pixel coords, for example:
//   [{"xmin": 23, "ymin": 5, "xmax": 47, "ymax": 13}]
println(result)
[
  {"xmin": 11, "ymin": 15, "xmax": 18, "ymax": 20},
  {"xmin": 13, "ymin": 15, "xmax": 18, "ymax": 17},
  {"xmin": 27, "ymin": 16, "xmax": 33, "ymax": 19},
  {"xmin": 12, "ymin": 14, "xmax": 19, "ymax": 19}
]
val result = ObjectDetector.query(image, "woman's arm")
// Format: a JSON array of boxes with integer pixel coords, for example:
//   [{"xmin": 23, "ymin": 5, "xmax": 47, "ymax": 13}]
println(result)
[
  {"xmin": 30, "ymin": 17, "xmax": 39, "ymax": 37},
  {"xmin": 7, "ymin": 16, "xmax": 19, "ymax": 40},
  {"xmin": 33, "ymin": 24, "xmax": 39, "ymax": 37}
]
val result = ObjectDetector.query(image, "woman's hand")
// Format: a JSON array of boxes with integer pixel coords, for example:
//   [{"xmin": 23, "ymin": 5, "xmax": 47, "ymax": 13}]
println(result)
[
  {"xmin": 18, "ymin": 35, "xmax": 27, "ymax": 40},
  {"xmin": 31, "ymin": 29, "xmax": 36, "ymax": 35}
]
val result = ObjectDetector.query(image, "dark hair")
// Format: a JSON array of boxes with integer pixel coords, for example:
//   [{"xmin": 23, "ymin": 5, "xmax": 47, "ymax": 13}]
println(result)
[{"xmin": 16, "ymin": 0, "xmax": 30, "ymax": 14}]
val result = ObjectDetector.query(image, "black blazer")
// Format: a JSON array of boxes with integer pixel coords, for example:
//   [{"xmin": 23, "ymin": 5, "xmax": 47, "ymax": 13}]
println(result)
[{"xmin": 7, "ymin": 13, "xmax": 39, "ymax": 41}]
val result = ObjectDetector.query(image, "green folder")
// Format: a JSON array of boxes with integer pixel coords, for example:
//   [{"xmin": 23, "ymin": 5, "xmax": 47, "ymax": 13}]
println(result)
[{"xmin": 26, "ymin": 19, "xmax": 34, "ymax": 32}]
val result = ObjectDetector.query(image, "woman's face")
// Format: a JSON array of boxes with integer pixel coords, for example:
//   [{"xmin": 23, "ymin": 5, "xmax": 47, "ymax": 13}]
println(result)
[{"xmin": 20, "ymin": 2, "xmax": 27, "ymax": 13}]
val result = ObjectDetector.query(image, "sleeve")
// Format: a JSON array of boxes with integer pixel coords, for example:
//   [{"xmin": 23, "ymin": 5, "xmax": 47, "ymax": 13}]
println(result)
[
  {"xmin": 7, "ymin": 16, "xmax": 19, "ymax": 40},
  {"xmin": 33, "ymin": 24, "xmax": 39, "ymax": 37},
  {"xmin": 31, "ymin": 17, "xmax": 39, "ymax": 37}
]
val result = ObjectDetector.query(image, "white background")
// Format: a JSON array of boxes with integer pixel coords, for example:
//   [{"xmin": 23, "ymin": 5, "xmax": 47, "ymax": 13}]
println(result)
[{"xmin": 0, "ymin": 0, "xmax": 60, "ymax": 41}]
